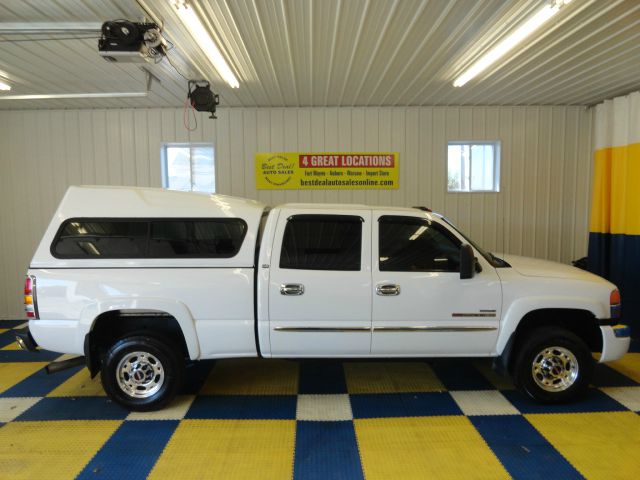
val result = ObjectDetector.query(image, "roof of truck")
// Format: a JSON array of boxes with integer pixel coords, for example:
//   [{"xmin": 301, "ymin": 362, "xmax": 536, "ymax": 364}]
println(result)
[
  {"xmin": 277, "ymin": 202, "xmax": 428, "ymax": 214},
  {"xmin": 55, "ymin": 186, "xmax": 266, "ymax": 218},
  {"xmin": 55, "ymin": 186, "xmax": 433, "ymax": 218}
]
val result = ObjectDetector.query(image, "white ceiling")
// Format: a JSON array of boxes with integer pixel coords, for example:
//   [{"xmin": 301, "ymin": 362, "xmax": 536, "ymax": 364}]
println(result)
[{"xmin": 0, "ymin": 0, "xmax": 639, "ymax": 110}]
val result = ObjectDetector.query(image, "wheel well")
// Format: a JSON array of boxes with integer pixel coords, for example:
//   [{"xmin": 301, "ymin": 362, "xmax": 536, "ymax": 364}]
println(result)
[
  {"xmin": 85, "ymin": 310, "xmax": 189, "ymax": 376},
  {"xmin": 505, "ymin": 308, "xmax": 603, "ymax": 373}
]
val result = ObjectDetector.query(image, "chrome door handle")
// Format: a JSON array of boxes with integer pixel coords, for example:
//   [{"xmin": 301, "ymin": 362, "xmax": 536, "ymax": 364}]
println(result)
[
  {"xmin": 280, "ymin": 283, "xmax": 305, "ymax": 295},
  {"xmin": 376, "ymin": 284, "xmax": 400, "ymax": 296}
]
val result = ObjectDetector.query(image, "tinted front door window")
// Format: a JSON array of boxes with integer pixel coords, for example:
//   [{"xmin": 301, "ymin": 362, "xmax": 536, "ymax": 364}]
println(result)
[{"xmin": 379, "ymin": 216, "xmax": 460, "ymax": 272}]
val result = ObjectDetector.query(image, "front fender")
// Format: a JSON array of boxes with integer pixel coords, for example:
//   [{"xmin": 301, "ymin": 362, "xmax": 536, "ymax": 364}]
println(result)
[
  {"xmin": 496, "ymin": 296, "xmax": 606, "ymax": 354},
  {"xmin": 80, "ymin": 297, "xmax": 200, "ymax": 360}
]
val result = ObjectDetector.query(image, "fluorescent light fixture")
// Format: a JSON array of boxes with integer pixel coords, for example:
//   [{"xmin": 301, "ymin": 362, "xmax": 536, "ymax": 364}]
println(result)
[
  {"xmin": 0, "ymin": 80, "xmax": 10, "ymax": 91},
  {"xmin": 453, "ymin": 0, "xmax": 572, "ymax": 87},
  {"xmin": 0, "ymin": 92, "xmax": 148, "ymax": 100},
  {"xmin": 172, "ymin": 1, "xmax": 239, "ymax": 89},
  {"xmin": 0, "ymin": 22, "xmax": 102, "ymax": 34}
]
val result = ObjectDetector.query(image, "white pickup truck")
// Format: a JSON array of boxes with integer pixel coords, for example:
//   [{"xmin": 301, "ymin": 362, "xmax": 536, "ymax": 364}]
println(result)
[{"xmin": 19, "ymin": 186, "xmax": 629, "ymax": 410}]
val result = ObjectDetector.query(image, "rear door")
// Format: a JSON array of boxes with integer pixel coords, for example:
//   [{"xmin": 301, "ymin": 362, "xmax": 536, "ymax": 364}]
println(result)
[{"xmin": 268, "ymin": 208, "xmax": 372, "ymax": 356}]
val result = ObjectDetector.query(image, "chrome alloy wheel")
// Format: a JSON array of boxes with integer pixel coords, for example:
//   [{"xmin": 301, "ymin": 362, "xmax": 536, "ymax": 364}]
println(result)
[
  {"xmin": 531, "ymin": 346, "xmax": 579, "ymax": 392},
  {"xmin": 116, "ymin": 351, "xmax": 165, "ymax": 398}
]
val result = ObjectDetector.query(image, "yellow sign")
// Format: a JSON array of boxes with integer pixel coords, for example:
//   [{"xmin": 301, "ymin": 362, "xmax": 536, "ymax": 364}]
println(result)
[{"xmin": 255, "ymin": 152, "xmax": 399, "ymax": 190}]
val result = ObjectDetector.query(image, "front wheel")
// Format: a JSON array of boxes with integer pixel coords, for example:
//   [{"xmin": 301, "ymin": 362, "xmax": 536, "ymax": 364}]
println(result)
[
  {"xmin": 513, "ymin": 327, "xmax": 593, "ymax": 403},
  {"xmin": 101, "ymin": 334, "xmax": 184, "ymax": 411}
]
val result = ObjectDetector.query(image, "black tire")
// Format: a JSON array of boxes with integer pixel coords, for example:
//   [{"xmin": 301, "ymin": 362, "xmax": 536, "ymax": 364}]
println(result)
[
  {"xmin": 101, "ymin": 334, "xmax": 184, "ymax": 411},
  {"xmin": 513, "ymin": 327, "xmax": 593, "ymax": 403}
]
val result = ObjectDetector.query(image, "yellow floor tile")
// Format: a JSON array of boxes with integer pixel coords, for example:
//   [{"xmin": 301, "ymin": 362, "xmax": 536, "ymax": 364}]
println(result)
[
  {"xmin": 0, "ymin": 363, "xmax": 47, "ymax": 395},
  {"xmin": 47, "ymin": 368, "xmax": 105, "ymax": 397},
  {"xmin": 355, "ymin": 416, "xmax": 509, "ymax": 480},
  {"xmin": 1, "ymin": 342, "xmax": 21, "ymax": 350},
  {"xmin": 526, "ymin": 411, "xmax": 640, "ymax": 480},
  {"xmin": 200, "ymin": 359, "xmax": 299, "ymax": 395},
  {"xmin": 0, "ymin": 420, "xmax": 121, "ymax": 479},
  {"xmin": 148, "ymin": 419, "xmax": 296, "ymax": 480},
  {"xmin": 608, "ymin": 352, "xmax": 640, "ymax": 383},
  {"xmin": 0, "ymin": 329, "xmax": 8, "ymax": 334},
  {"xmin": 344, "ymin": 362, "xmax": 444, "ymax": 394}
]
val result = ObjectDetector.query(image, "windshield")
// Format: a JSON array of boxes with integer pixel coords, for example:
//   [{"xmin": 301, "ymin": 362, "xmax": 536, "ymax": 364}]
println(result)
[{"xmin": 437, "ymin": 215, "xmax": 509, "ymax": 268}]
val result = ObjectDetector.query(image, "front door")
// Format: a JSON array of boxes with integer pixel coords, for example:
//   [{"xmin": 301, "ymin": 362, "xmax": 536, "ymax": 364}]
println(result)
[
  {"xmin": 371, "ymin": 213, "xmax": 501, "ymax": 356},
  {"xmin": 268, "ymin": 209, "xmax": 372, "ymax": 356}
]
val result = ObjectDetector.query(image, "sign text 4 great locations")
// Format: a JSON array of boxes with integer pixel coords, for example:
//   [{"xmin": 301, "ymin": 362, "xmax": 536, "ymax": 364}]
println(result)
[{"xmin": 255, "ymin": 152, "xmax": 399, "ymax": 190}]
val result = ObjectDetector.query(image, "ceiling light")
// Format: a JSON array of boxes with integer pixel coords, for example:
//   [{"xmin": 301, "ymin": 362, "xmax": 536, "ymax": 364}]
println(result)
[
  {"xmin": 0, "ymin": 80, "xmax": 10, "ymax": 91},
  {"xmin": 172, "ymin": 0, "xmax": 239, "ymax": 89},
  {"xmin": 0, "ymin": 22, "xmax": 101, "ymax": 34},
  {"xmin": 453, "ymin": 0, "xmax": 572, "ymax": 87},
  {"xmin": 0, "ymin": 92, "xmax": 148, "ymax": 100}
]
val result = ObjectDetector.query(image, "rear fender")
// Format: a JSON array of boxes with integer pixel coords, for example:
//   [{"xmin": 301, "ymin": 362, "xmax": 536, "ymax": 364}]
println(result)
[{"xmin": 80, "ymin": 297, "xmax": 200, "ymax": 360}]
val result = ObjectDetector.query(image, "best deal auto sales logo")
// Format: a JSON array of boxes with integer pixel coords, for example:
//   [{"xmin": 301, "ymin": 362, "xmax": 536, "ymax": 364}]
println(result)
[{"xmin": 261, "ymin": 155, "xmax": 294, "ymax": 186}]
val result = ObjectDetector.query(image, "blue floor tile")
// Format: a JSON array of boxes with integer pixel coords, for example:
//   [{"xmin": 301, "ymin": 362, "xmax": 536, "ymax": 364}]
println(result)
[
  {"xmin": 0, "ymin": 364, "xmax": 83, "ymax": 398},
  {"xmin": 471, "ymin": 415, "xmax": 584, "ymax": 480},
  {"xmin": 350, "ymin": 392, "xmax": 461, "ymax": 419},
  {"xmin": 502, "ymin": 388, "xmax": 628, "ymax": 414},
  {"xmin": 15, "ymin": 397, "xmax": 129, "ymax": 421},
  {"xmin": 299, "ymin": 360, "xmax": 348, "ymax": 394},
  {"xmin": 185, "ymin": 395, "xmax": 297, "ymax": 420},
  {"xmin": 77, "ymin": 420, "xmax": 179, "ymax": 479},
  {"xmin": 0, "ymin": 349, "xmax": 60, "ymax": 362},
  {"xmin": 0, "ymin": 330, "xmax": 17, "ymax": 349},
  {"xmin": 294, "ymin": 421, "xmax": 364, "ymax": 480},
  {"xmin": 430, "ymin": 359, "xmax": 495, "ymax": 390},
  {"xmin": 0, "ymin": 320, "xmax": 28, "ymax": 328}
]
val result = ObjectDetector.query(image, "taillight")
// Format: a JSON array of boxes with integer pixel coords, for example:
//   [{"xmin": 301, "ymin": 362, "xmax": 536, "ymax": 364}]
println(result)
[
  {"xmin": 24, "ymin": 275, "xmax": 38, "ymax": 319},
  {"xmin": 610, "ymin": 289, "xmax": 621, "ymax": 319}
]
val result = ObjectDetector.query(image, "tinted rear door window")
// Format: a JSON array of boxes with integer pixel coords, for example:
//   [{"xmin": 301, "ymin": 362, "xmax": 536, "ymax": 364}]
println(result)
[{"xmin": 280, "ymin": 215, "xmax": 362, "ymax": 270}]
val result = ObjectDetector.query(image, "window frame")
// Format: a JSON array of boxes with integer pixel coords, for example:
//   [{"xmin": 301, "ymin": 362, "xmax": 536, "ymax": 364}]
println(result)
[
  {"xmin": 377, "ymin": 215, "xmax": 463, "ymax": 273},
  {"xmin": 161, "ymin": 142, "xmax": 217, "ymax": 193},
  {"xmin": 446, "ymin": 140, "xmax": 501, "ymax": 193},
  {"xmin": 279, "ymin": 214, "xmax": 364, "ymax": 271},
  {"xmin": 50, "ymin": 217, "xmax": 247, "ymax": 260}
]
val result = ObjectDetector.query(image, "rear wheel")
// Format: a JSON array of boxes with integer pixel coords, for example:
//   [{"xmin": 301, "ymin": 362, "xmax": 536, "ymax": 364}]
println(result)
[
  {"xmin": 101, "ymin": 334, "xmax": 184, "ymax": 411},
  {"xmin": 513, "ymin": 327, "xmax": 593, "ymax": 403}
]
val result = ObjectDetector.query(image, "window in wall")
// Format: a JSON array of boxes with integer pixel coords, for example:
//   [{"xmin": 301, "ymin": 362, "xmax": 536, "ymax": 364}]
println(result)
[
  {"xmin": 447, "ymin": 141, "xmax": 500, "ymax": 192},
  {"xmin": 280, "ymin": 215, "xmax": 362, "ymax": 271},
  {"xmin": 379, "ymin": 216, "xmax": 461, "ymax": 272},
  {"xmin": 161, "ymin": 143, "xmax": 215, "ymax": 193}
]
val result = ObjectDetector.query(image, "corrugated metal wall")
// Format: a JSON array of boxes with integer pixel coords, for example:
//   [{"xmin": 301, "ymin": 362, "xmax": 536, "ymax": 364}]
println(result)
[{"xmin": 0, "ymin": 106, "xmax": 593, "ymax": 318}]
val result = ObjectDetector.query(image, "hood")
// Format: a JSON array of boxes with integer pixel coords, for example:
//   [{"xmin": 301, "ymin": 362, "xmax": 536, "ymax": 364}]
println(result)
[{"xmin": 499, "ymin": 254, "xmax": 604, "ymax": 282}]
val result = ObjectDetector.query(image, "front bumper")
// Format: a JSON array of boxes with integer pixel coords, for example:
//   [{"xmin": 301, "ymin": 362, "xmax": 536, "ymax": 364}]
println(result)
[{"xmin": 599, "ymin": 325, "xmax": 631, "ymax": 362}]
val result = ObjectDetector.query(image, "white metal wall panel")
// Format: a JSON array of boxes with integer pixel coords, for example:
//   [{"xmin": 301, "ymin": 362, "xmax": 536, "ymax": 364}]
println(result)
[{"xmin": 0, "ymin": 105, "xmax": 593, "ymax": 318}]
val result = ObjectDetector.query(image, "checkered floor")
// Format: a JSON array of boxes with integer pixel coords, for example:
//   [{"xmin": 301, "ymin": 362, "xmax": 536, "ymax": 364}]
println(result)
[{"xmin": 1, "ymin": 320, "xmax": 639, "ymax": 479}]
